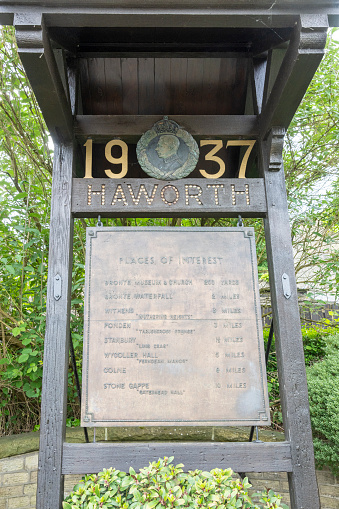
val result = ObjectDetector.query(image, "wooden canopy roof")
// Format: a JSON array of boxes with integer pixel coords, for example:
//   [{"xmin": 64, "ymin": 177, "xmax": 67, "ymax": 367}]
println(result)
[{"xmin": 0, "ymin": 1, "xmax": 338, "ymax": 144}]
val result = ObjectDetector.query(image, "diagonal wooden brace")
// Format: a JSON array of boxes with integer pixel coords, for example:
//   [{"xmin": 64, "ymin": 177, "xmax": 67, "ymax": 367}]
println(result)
[
  {"xmin": 14, "ymin": 12, "xmax": 73, "ymax": 143},
  {"xmin": 259, "ymin": 15, "xmax": 328, "ymax": 137}
]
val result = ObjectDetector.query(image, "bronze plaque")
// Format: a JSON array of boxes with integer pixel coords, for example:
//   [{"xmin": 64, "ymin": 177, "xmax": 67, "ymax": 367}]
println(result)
[
  {"xmin": 136, "ymin": 118, "xmax": 199, "ymax": 180},
  {"xmin": 81, "ymin": 227, "xmax": 270, "ymax": 427}
]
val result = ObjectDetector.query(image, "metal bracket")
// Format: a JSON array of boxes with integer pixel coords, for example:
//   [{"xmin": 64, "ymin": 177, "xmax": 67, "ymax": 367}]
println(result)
[
  {"xmin": 282, "ymin": 273, "xmax": 291, "ymax": 299},
  {"xmin": 53, "ymin": 274, "xmax": 61, "ymax": 301},
  {"xmin": 253, "ymin": 426, "xmax": 263, "ymax": 444}
]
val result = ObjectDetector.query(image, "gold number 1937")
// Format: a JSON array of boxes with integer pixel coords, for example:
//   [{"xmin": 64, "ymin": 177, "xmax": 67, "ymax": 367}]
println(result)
[{"xmin": 83, "ymin": 139, "xmax": 256, "ymax": 179}]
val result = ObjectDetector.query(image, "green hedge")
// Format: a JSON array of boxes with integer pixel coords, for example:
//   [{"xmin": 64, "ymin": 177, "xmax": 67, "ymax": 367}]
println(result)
[
  {"xmin": 306, "ymin": 333, "xmax": 339, "ymax": 475},
  {"xmin": 263, "ymin": 325, "xmax": 333, "ymax": 428}
]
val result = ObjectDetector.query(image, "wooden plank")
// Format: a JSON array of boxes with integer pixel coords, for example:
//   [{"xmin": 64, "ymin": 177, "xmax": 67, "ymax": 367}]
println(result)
[
  {"xmin": 36, "ymin": 143, "xmax": 74, "ymax": 509},
  {"xmin": 262, "ymin": 48, "xmax": 287, "ymax": 109},
  {"xmin": 53, "ymin": 48, "xmax": 71, "ymax": 106},
  {"xmin": 3, "ymin": 5, "xmax": 339, "ymax": 28},
  {"xmin": 104, "ymin": 58, "xmax": 123, "ymax": 115},
  {"xmin": 251, "ymin": 56, "xmax": 267, "ymax": 115},
  {"xmin": 66, "ymin": 57, "xmax": 79, "ymax": 116},
  {"xmin": 186, "ymin": 58, "xmax": 204, "ymax": 115},
  {"xmin": 4, "ymin": 0, "xmax": 337, "ymax": 6},
  {"xmin": 71, "ymin": 177, "xmax": 267, "ymax": 218},
  {"xmin": 74, "ymin": 115, "xmax": 259, "ymax": 142},
  {"xmin": 261, "ymin": 131, "xmax": 320, "ymax": 508},
  {"xmin": 3, "ymin": 6, "xmax": 338, "ymax": 30},
  {"xmin": 138, "ymin": 58, "xmax": 155, "ymax": 114},
  {"xmin": 217, "ymin": 59, "xmax": 236, "ymax": 115},
  {"xmin": 121, "ymin": 57, "xmax": 138, "ymax": 114},
  {"xmin": 87, "ymin": 58, "xmax": 107, "ymax": 115},
  {"xmin": 170, "ymin": 58, "xmax": 188, "ymax": 115},
  {"xmin": 62, "ymin": 441, "xmax": 292, "ymax": 475},
  {"xmin": 259, "ymin": 15, "xmax": 328, "ymax": 136},
  {"xmin": 216, "ymin": 59, "xmax": 249, "ymax": 115},
  {"xmin": 329, "ymin": 14, "xmax": 339, "ymax": 25},
  {"xmin": 77, "ymin": 51, "xmax": 252, "ymax": 59},
  {"xmin": 154, "ymin": 58, "xmax": 171, "ymax": 114},
  {"xmin": 81, "ymin": 54, "xmax": 250, "ymax": 118},
  {"xmin": 79, "ymin": 59, "xmax": 93, "ymax": 115},
  {"xmin": 201, "ymin": 59, "xmax": 221, "ymax": 115},
  {"xmin": 0, "ymin": 11, "xmax": 14, "ymax": 25},
  {"xmin": 40, "ymin": 10, "xmax": 338, "ymax": 29}
]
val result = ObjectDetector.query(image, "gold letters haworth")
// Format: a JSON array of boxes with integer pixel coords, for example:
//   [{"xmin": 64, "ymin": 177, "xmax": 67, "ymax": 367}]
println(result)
[{"xmin": 72, "ymin": 178, "xmax": 267, "ymax": 218}]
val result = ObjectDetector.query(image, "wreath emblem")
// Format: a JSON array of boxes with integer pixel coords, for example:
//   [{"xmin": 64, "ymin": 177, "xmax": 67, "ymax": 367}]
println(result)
[{"xmin": 136, "ymin": 117, "xmax": 199, "ymax": 180}]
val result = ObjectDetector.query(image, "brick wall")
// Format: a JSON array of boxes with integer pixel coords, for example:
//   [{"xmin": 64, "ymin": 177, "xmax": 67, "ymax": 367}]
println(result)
[{"xmin": 0, "ymin": 451, "xmax": 338, "ymax": 509}]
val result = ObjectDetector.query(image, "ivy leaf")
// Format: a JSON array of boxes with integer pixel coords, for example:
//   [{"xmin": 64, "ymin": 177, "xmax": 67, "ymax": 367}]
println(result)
[
  {"xmin": 25, "ymin": 388, "xmax": 37, "ymax": 398},
  {"xmin": 12, "ymin": 326, "xmax": 25, "ymax": 337},
  {"xmin": 18, "ymin": 353, "xmax": 29, "ymax": 363}
]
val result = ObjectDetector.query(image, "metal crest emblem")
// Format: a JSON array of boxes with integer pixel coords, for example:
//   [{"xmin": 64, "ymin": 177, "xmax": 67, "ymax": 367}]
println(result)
[{"xmin": 136, "ymin": 117, "xmax": 199, "ymax": 180}]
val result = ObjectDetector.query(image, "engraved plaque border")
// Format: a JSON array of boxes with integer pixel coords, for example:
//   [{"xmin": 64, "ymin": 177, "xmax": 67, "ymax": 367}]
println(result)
[{"xmin": 81, "ymin": 227, "xmax": 270, "ymax": 427}]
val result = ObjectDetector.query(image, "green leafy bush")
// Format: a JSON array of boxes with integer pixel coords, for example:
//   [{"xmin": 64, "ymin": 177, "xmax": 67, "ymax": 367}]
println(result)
[
  {"xmin": 307, "ymin": 333, "xmax": 339, "ymax": 475},
  {"xmin": 63, "ymin": 457, "xmax": 287, "ymax": 509},
  {"xmin": 263, "ymin": 325, "xmax": 333, "ymax": 429}
]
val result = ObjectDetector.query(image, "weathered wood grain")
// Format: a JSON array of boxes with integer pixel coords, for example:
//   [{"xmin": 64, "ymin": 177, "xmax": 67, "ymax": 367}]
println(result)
[
  {"xmin": 2, "ymin": 5, "xmax": 338, "ymax": 32},
  {"xmin": 105, "ymin": 58, "xmax": 123, "ymax": 115},
  {"xmin": 14, "ymin": 14, "xmax": 73, "ymax": 142},
  {"xmin": 74, "ymin": 115, "xmax": 259, "ymax": 142},
  {"xmin": 71, "ymin": 178, "xmax": 267, "ymax": 218},
  {"xmin": 138, "ymin": 58, "xmax": 155, "ymax": 114},
  {"xmin": 251, "ymin": 56, "xmax": 267, "ymax": 115},
  {"xmin": 80, "ymin": 56, "xmax": 249, "ymax": 116},
  {"xmin": 154, "ymin": 58, "xmax": 171, "ymax": 114},
  {"xmin": 3, "ymin": 0, "xmax": 337, "ymax": 5},
  {"xmin": 87, "ymin": 57, "xmax": 107, "ymax": 115},
  {"xmin": 121, "ymin": 57, "xmax": 138, "ymax": 114},
  {"xmin": 66, "ymin": 57, "xmax": 79, "ymax": 117},
  {"xmin": 77, "ymin": 51, "xmax": 252, "ymax": 59},
  {"xmin": 36, "ymin": 143, "xmax": 74, "ymax": 509},
  {"xmin": 62, "ymin": 441, "xmax": 292, "ymax": 475},
  {"xmin": 261, "ymin": 131, "xmax": 320, "ymax": 508}
]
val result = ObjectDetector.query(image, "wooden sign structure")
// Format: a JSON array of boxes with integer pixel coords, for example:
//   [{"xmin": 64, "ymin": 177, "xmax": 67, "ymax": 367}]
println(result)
[{"xmin": 1, "ymin": 1, "xmax": 338, "ymax": 508}]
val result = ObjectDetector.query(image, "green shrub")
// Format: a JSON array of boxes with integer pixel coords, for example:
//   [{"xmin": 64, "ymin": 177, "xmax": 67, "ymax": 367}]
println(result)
[
  {"xmin": 307, "ymin": 333, "xmax": 339, "ymax": 475},
  {"xmin": 63, "ymin": 457, "xmax": 288, "ymax": 509},
  {"xmin": 263, "ymin": 325, "xmax": 335, "ymax": 429}
]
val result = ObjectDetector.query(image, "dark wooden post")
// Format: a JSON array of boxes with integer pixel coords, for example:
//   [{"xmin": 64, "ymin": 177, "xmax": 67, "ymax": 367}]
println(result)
[
  {"xmin": 36, "ymin": 143, "xmax": 74, "ymax": 509},
  {"xmin": 261, "ymin": 129, "xmax": 320, "ymax": 509}
]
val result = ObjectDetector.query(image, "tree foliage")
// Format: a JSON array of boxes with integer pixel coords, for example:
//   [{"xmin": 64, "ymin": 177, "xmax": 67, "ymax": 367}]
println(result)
[
  {"xmin": 283, "ymin": 29, "xmax": 339, "ymax": 300},
  {"xmin": 0, "ymin": 26, "xmax": 84, "ymax": 433}
]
